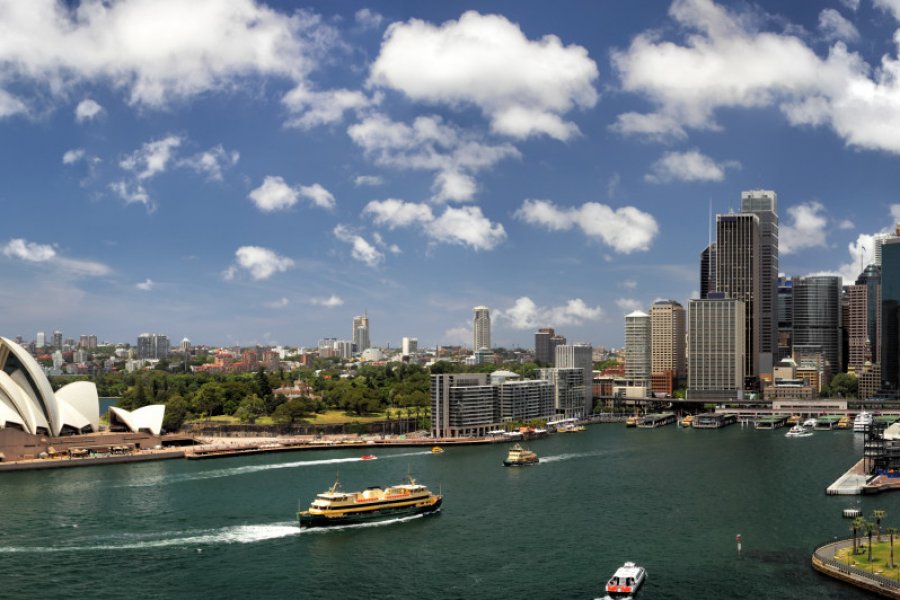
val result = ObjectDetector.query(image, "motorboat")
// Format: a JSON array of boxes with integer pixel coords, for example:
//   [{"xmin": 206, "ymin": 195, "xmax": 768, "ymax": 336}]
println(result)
[
  {"xmin": 431, "ymin": 446, "xmax": 444, "ymax": 454},
  {"xmin": 785, "ymin": 424, "xmax": 813, "ymax": 438},
  {"xmin": 602, "ymin": 561, "xmax": 646, "ymax": 598},
  {"xmin": 802, "ymin": 418, "xmax": 818, "ymax": 428},
  {"xmin": 853, "ymin": 411, "xmax": 873, "ymax": 433},
  {"xmin": 360, "ymin": 454, "xmax": 378, "ymax": 460}
]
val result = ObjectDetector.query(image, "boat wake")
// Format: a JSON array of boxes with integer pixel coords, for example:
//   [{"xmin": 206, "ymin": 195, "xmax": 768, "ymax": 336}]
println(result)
[
  {"xmin": 0, "ymin": 513, "xmax": 435, "ymax": 554},
  {"xmin": 541, "ymin": 450, "xmax": 612, "ymax": 463},
  {"xmin": 122, "ymin": 450, "xmax": 432, "ymax": 487}
]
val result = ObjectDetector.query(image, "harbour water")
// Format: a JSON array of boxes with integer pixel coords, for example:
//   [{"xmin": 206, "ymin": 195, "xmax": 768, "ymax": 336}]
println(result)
[{"xmin": 1, "ymin": 425, "xmax": 893, "ymax": 599}]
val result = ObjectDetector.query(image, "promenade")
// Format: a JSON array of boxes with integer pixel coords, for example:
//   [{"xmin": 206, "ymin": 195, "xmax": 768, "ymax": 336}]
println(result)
[{"xmin": 812, "ymin": 538, "xmax": 900, "ymax": 598}]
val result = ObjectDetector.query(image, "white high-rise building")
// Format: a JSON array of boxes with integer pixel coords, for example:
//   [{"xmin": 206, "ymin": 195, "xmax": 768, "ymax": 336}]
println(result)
[
  {"xmin": 473, "ymin": 306, "xmax": 491, "ymax": 350},
  {"xmin": 334, "ymin": 340, "xmax": 353, "ymax": 359},
  {"xmin": 35, "ymin": 331, "xmax": 45, "ymax": 349},
  {"xmin": 555, "ymin": 343, "xmax": 593, "ymax": 417},
  {"xmin": 402, "ymin": 337, "xmax": 418, "ymax": 356},
  {"xmin": 624, "ymin": 310, "xmax": 651, "ymax": 388}
]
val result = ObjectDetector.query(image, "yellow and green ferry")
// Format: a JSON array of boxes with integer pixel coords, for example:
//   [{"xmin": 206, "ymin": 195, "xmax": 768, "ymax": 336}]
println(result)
[{"xmin": 297, "ymin": 475, "xmax": 443, "ymax": 527}]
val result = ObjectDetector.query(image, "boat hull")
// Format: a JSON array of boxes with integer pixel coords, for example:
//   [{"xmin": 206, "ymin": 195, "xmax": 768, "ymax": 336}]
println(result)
[
  {"xmin": 298, "ymin": 496, "xmax": 442, "ymax": 528},
  {"xmin": 503, "ymin": 458, "xmax": 539, "ymax": 467}
]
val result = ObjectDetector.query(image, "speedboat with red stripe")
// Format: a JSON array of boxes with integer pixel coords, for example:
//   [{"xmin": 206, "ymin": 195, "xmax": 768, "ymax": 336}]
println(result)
[{"xmin": 603, "ymin": 562, "xmax": 645, "ymax": 598}]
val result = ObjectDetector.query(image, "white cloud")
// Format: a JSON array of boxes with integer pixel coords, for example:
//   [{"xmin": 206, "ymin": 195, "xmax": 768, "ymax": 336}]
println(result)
[
  {"xmin": 62, "ymin": 148, "xmax": 85, "ymax": 165},
  {"xmin": 334, "ymin": 225, "xmax": 384, "ymax": 267},
  {"xmin": 363, "ymin": 199, "xmax": 506, "ymax": 250},
  {"xmin": 282, "ymin": 84, "xmax": 374, "ymax": 129},
  {"xmin": 120, "ymin": 135, "xmax": 182, "ymax": 180},
  {"xmin": 355, "ymin": 8, "xmax": 384, "ymax": 30},
  {"xmin": 0, "ymin": 0, "xmax": 337, "ymax": 112},
  {"xmin": 264, "ymin": 297, "xmax": 290, "ymax": 309},
  {"xmin": 226, "ymin": 246, "xmax": 295, "ymax": 281},
  {"xmin": 645, "ymin": 149, "xmax": 739, "ymax": 183},
  {"xmin": 2, "ymin": 238, "xmax": 111, "ymax": 277},
  {"xmin": 248, "ymin": 176, "xmax": 335, "ymax": 212},
  {"xmin": 616, "ymin": 298, "xmax": 644, "ymax": 314},
  {"xmin": 135, "ymin": 278, "xmax": 154, "ymax": 291},
  {"xmin": 875, "ymin": 0, "xmax": 900, "ymax": 21},
  {"xmin": 515, "ymin": 198, "xmax": 659, "ymax": 254},
  {"xmin": 354, "ymin": 175, "xmax": 384, "ymax": 187},
  {"xmin": 622, "ymin": 279, "xmax": 638, "ymax": 290},
  {"xmin": 75, "ymin": 98, "xmax": 103, "ymax": 122},
  {"xmin": 348, "ymin": 113, "xmax": 519, "ymax": 203},
  {"xmin": 611, "ymin": 0, "xmax": 900, "ymax": 156},
  {"xmin": 109, "ymin": 180, "xmax": 151, "ymax": 208},
  {"xmin": 0, "ymin": 89, "xmax": 27, "ymax": 118},
  {"xmin": 818, "ymin": 9, "xmax": 859, "ymax": 43},
  {"xmin": 840, "ymin": 0, "xmax": 860, "ymax": 11},
  {"xmin": 780, "ymin": 201, "xmax": 829, "ymax": 254},
  {"xmin": 610, "ymin": 112, "xmax": 687, "ymax": 141},
  {"xmin": 497, "ymin": 296, "xmax": 604, "ymax": 330},
  {"xmin": 837, "ymin": 219, "xmax": 855, "ymax": 230},
  {"xmin": 443, "ymin": 326, "xmax": 472, "ymax": 346},
  {"xmin": 368, "ymin": 11, "xmax": 598, "ymax": 140},
  {"xmin": 178, "ymin": 145, "xmax": 239, "ymax": 181},
  {"xmin": 309, "ymin": 294, "xmax": 344, "ymax": 308}
]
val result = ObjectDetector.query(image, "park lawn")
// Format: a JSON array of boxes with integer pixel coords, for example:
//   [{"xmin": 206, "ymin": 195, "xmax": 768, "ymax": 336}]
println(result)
[
  {"xmin": 835, "ymin": 538, "xmax": 900, "ymax": 580},
  {"xmin": 189, "ymin": 409, "xmax": 415, "ymax": 426}
]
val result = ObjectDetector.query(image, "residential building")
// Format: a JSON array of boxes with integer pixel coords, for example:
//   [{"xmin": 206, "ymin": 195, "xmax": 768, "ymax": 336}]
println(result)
[
  {"xmin": 650, "ymin": 300, "xmax": 686, "ymax": 395},
  {"xmin": 334, "ymin": 340, "xmax": 353, "ymax": 359},
  {"xmin": 136, "ymin": 333, "xmax": 169, "ymax": 360},
  {"xmin": 402, "ymin": 337, "xmax": 418, "ymax": 356},
  {"xmin": 687, "ymin": 295, "xmax": 746, "ymax": 400},
  {"xmin": 52, "ymin": 330, "xmax": 63, "ymax": 350},
  {"xmin": 539, "ymin": 367, "xmax": 587, "ymax": 419},
  {"xmin": 473, "ymin": 305, "xmax": 491, "ymax": 350},
  {"xmin": 624, "ymin": 311, "xmax": 651, "ymax": 392},
  {"xmin": 555, "ymin": 343, "xmax": 593, "ymax": 416},
  {"xmin": 35, "ymin": 331, "xmax": 45, "ymax": 349},
  {"xmin": 352, "ymin": 313, "xmax": 370, "ymax": 352}
]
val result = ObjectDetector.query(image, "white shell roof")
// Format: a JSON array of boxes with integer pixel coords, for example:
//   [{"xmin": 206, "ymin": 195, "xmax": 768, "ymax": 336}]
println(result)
[{"xmin": 109, "ymin": 405, "xmax": 166, "ymax": 436}]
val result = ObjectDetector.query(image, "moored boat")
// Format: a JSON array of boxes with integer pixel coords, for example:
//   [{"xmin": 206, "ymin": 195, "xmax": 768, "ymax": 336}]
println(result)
[
  {"xmin": 853, "ymin": 411, "xmax": 873, "ymax": 433},
  {"xmin": 680, "ymin": 414, "xmax": 694, "ymax": 428},
  {"xmin": 297, "ymin": 475, "xmax": 442, "ymax": 528},
  {"xmin": 785, "ymin": 424, "xmax": 813, "ymax": 438},
  {"xmin": 625, "ymin": 416, "xmax": 638, "ymax": 428},
  {"xmin": 603, "ymin": 561, "xmax": 646, "ymax": 598},
  {"xmin": 503, "ymin": 443, "xmax": 538, "ymax": 466},
  {"xmin": 802, "ymin": 417, "xmax": 818, "ymax": 428}
]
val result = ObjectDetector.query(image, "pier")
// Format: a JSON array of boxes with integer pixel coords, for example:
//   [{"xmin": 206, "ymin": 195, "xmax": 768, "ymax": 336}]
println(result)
[
  {"xmin": 693, "ymin": 413, "xmax": 737, "ymax": 429},
  {"xmin": 636, "ymin": 413, "xmax": 676, "ymax": 428},
  {"xmin": 754, "ymin": 415, "xmax": 788, "ymax": 429}
]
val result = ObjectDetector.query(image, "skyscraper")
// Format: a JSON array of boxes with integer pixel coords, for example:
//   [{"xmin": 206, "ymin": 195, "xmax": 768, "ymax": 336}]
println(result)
[
  {"xmin": 700, "ymin": 243, "xmax": 716, "ymax": 299},
  {"xmin": 687, "ymin": 295, "xmax": 746, "ymax": 400},
  {"xmin": 137, "ymin": 333, "xmax": 169, "ymax": 360},
  {"xmin": 52, "ymin": 330, "xmax": 63, "ymax": 350},
  {"xmin": 352, "ymin": 313, "xmax": 370, "ymax": 352},
  {"xmin": 650, "ymin": 300, "xmax": 686, "ymax": 395},
  {"xmin": 882, "ymin": 238, "xmax": 900, "ymax": 393},
  {"xmin": 624, "ymin": 311, "xmax": 651, "ymax": 389},
  {"xmin": 555, "ymin": 343, "xmax": 593, "ymax": 416},
  {"xmin": 473, "ymin": 306, "xmax": 491, "ymax": 350},
  {"xmin": 35, "ymin": 331, "xmax": 45, "ymax": 349},
  {"xmin": 792, "ymin": 275, "xmax": 842, "ymax": 380},
  {"xmin": 402, "ymin": 337, "xmax": 418, "ymax": 356},
  {"xmin": 777, "ymin": 275, "xmax": 793, "ymax": 362},
  {"xmin": 534, "ymin": 327, "xmax": 565, "ymax": 366},
  {"xmin": 716, "ymin": 212, "xmax": 761, "ymax": 384},
  {"xmin": 741, "ymin": 190, "xmax": 779, "ymax": 373}
]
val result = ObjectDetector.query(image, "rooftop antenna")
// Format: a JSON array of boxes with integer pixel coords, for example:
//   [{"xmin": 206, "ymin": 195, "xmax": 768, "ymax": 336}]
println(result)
[{"xmin": 860, "ymin": 245, "xmax": 866, "ymax": 276}]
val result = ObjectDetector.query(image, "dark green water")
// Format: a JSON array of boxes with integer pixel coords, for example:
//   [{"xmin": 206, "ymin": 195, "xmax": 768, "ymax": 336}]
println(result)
[{"xmin": 0, "ymin": 425, "xmax": 891, "ymax": 599}]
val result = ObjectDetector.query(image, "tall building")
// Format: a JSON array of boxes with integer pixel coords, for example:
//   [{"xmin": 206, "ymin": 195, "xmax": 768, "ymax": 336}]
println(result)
[
  {"xmin": 776, "ymin": 276, "xmax": 793, "ymax": 361},
  {"xmin": 881, "ymin": 238, "xmax": 900, "ymax": 393},
  {"xmin": 52, "ymin": 330, "xmax": 63, "ymax": 350},
  {"xmin": 700, "ymin": 243, "xmax": 716, "ymax": 299},
  {"xmin": 555, "ymin": 343, "xmax": 593, "ymax": 416},
  {"xmin": 35, "ymin": 331, "xmax": 45, "ymax": 349},
  {"xmin": 534, "ymin": 327, "xmax": 565, "ymax": 366},
  {"xmin": 352, "ymin": 313, "xmax": 370, "ymax": 352},
  {"xmin": 874, "ymin": 224, "xmax": 900, "ymax": 266},
  {"xmin": 401, "ymin": 337, "xmax": 418, "ymax": 356},
  {"xmin": 473, "ymin": 306, "xmax": 491, "ymax": 350},
  {"xmin": 741, "ymin": 190, "xmax": 779, "ymax": 372},
  {"xmin": 137, "ymin": 333, "xmax": 170, "ymax": 360},
  {"xmin": 624, "ymin": 311, "xmax": 651, "ymax": 389},
  {"xmin": 79, "ymin": 334, "xmax": 97, "ymax": 349},
  {"xmin": 716, "ymin": 212, "xmax": 761, "ymax": 384},
  {"xmin": 792, "ymin": 275, "xmax": 842, "ymax": 381},
  {"xmin": 857, "ymin": 264, "xmax": 882, "ymax": 368},
  {"xmin": 650, "ymin": 300, "xmax": 686, "ymax": 395},
  {"xmin": 539, "ymin": 367, "xmax": 587, "ymax": 419},
  {"xmin": 334, "ymin": 340, "xmax": 353, "ymax": 359},
  {"xmin": 687, "ymin": 295, "xmax": 746, "ymax": 400}
]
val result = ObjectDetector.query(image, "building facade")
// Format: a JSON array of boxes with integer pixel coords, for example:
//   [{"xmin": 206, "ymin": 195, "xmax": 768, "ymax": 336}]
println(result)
[
  {"xmin": 650, "ymin": 300, "xmax": 686, "ymax": 395},
  {"xmin": 791, "ymin": 275, "xmax": 842, "ymax": 381},
  {"xmin": 534, "ymin": 327, "xmax": 565, "ymax": 366},
  {"xmin": 555, "ymin": 343, "xmax": 593, "ymax": 416},
  {"xmin": 539, "ymin": 367, "xmax": 587, "ymax": 419},
  {"xmin": 352, "ymin": 314, "xmax": 370, "ymax": 352},
  {"xmin": 136, "ymin": 333, "xmax": 170, "ymax": 360},
  {"xmin": 700, "ymin": 243, "xmax": 716, "ymax": 299},
  {"xmin": 624, "ymin": 311, "xmax": 651, "ymax": 390},
  {"xmin": 473, "ymin": 306, "xmax": 491, "ymax": 350},
  {"xmin": 741, "ymin": 190, "xmax": 779, "ymax": 373},
  {"xmin": 687, "ymin": 296, "xmax": 746, "ymax": 400}
]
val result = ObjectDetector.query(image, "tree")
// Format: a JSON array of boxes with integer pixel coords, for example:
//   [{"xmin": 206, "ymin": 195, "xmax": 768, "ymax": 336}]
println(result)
[
  {"xmin": 866, "ymin": 520, "xmax": 876, "ymax": 563},
  {"xmin": 888, "ymin": 527, "xmax": 898, "ymax": 568},
  {"xmin": 193, "ymin": 382, "xmax": 226, "ymax": 419},
  {"xmin": 874, "ymin": 510, "xmax": 887, "ymax": 542},
  {"xmin": 235, "ymin": 393, "xmax": 266, "ymax": 424},
  {"xmin": 272, "ymin": 397, "xmax": 314, "ymax": 424},
  {"xmin": 256, "ymin": 367, "xmax": 275, "ymax": 411},
  {"xmin": 852, "ymin": 517, "xmax": 865, "ymax": 555},
  {"xmin": 829, "ymin": 373, "xmax": 858, "ymax": 399},
  {"xmin": 163, "ymin": 394, "xmax": 190, "ymax": 432}
]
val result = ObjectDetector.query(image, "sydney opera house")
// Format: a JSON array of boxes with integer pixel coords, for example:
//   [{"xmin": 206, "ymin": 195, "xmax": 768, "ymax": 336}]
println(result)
[{"xmin": 0, "ymin": 337, "xmax": 168, "ymax": 461}]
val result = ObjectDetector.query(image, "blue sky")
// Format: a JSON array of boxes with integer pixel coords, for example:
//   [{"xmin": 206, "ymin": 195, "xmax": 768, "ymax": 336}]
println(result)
[{"xmin": 2, "ymin": 0, "xmax": 900, "ymax": 350}]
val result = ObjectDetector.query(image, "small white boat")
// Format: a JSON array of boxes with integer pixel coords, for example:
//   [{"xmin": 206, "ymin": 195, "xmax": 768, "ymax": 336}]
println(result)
[
  {"xmin": 802, "ymin": 418, "xmax": 817, "ymax": 428},
  {"xmin": 853, "ymin": 411, "xmax": 873, "ymax": 433},
  {"xmin": 785, "ymin": 424, "xmax": 813, "ymax": 438},
  {"xmin": 601, "ymin": 561, "xmax": 645, "ymax": 598}
]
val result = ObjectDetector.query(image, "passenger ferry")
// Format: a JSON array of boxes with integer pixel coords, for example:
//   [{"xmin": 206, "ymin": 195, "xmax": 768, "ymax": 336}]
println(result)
[
  {"xmin": 503, "ymin": 443, "xmax": 539, "ymax": 466},
  {"xmin": 625, "ymin": 415, "xmax": 638, "ymax": 428},
  {"xmin": 297, "ymin": 475, "xmax": 442, "ymax": 527},
  {"xmin": 603, "ymin": 561, "xmax": 646, "ymax": 598},
  {"xmin": 680, "ymin": 414, "xmax": 694, "ymax": 428},
  {"xmin": 853, "ymin": 411, "xmax": 873, "ymax": 433}
]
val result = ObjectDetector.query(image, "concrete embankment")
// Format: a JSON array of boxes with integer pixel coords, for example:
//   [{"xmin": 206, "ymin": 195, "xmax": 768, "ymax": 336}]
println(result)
[
  {"xmin": 812, "ymin": 539, "xmax": 900, "ymax": 598},
  {"xmin": 0, "ymin": 450, "xmax": 185, "ymax": 472},
  {"xmin": 186, "ymin": 437, "xmax": 502, "ymax": 460}
]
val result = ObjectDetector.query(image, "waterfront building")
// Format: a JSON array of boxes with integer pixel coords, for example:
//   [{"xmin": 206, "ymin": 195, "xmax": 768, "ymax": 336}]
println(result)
[
  {"xmin": 491, "ymin": 370, "xmax": 554, "ymax": 423},
  {"xmin": 473, "ymin": 306, "xmax": 491, "ymax": 351},
  {"xmin": 137, "ymin": 333, "xmax": 169, "ymax": 360},
  {"xmin": 700, "ymin": 243, "xmax": 716, "ymax": 299},
  {"xmin": 882, "ymin": 238, "xmax": 900, "ymax": 394},
  {"xmin": 534, "ymin": 327, "xmax": 565, "ymax": 366},
  {"xmin": 741, "ymin": 190, "xmax": 779, "ymax": 374},
  {"xmin": 716, "ymin": 212, "xmax": 761, "ymax": 383},
  {"xmin": 624, "ymin": 311, "xmax": 651, "ymax": 394},
  {"xmin": 777, "ymin": 276, "xmax": 793, "ymax": 362},
  {"xmin": 650, "ymin": 300, "xmax": 685, "ymax": 395},
  {"xmin": 555, "ymin": 343, "xmax": 593, "ymax": 416},
  {"xmin": 352, "ymin": 314, "xmax": 370, "ymax": 352},
  {"xmin": 792, "ymin": 276, "xmax": 842, "ymax": 382},
  {"xmin": 687, "ymin": 295, "xmax": 746, "ymax": 400},
  {"xmin": 401, "ymin": 337, "xmax": 418, "ymax": 356},
  {"xmin": 539, "ymin": 367, "xmax": 587, "ymax": 419}
]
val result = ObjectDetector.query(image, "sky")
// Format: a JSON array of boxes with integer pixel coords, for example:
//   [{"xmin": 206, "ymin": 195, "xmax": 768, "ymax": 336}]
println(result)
[{"xmin": 2, "ymin": 0, "xmax": 900, "ymax": 350}]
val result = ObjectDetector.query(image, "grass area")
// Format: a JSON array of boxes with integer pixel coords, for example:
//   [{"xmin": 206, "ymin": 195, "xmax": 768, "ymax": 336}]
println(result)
[
  {"xmin": 835, "ymin": 537, "xmax": 900, "ymax": 580},
  {"xmin": 188, "ymin": 408, "xmax": 419, "ymax": 426}
]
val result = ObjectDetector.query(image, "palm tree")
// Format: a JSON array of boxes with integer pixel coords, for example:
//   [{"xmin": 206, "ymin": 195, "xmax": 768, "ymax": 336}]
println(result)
[
  {"xmin": 852, "ymin": 516, "xmax": 866, "ymax": 555},
  {"xmin": 875, "ymin": 510, "xmax": 887, "ymax": 542},
  {"xmin": 866, "ymin": 520, "xmax": 877, "ymax": 563},
  {"xmin": 887, "ymin": 527, "xmax": 898, "ymax": 568}
]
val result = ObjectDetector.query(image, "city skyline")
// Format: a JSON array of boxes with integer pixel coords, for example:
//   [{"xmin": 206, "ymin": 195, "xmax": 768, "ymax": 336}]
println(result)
[{"xmin": 3, "ymin": 1, "xmax": 900, "ymax": 349}]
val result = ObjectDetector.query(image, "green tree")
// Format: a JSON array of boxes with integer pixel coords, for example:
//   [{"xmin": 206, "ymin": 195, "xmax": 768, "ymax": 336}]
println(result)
[
  {"xmin": 888, "ymin": 527, "xmax": 898, "ymax": 568},
  {"xmin": 829, "ymin": 373, "xmax": 858, "ymax": 399},
  {"xmin": 193, "ymin": 382, "xmax": 226, "ymax": 419},
  {"xmin": 163, "ymin": 394, "xmax": 190, "ymax": 432},
  {"xmin": 272, "ymin": 397, "xmax": 314, "ymax": 424},
  {"xmin": 852, "ymin": 516, "xmax": 865, "ymax": 555},
  {"xmin": 874, "ymin": 510, "xmax": 887, "ymax": 542},
  {"xmin": 235, "ymin": 393, "xmax": 266, "ymax": 424},
  {"xmin": 866, "ymin": 520, "xmax": 876, "ymax": 562}
]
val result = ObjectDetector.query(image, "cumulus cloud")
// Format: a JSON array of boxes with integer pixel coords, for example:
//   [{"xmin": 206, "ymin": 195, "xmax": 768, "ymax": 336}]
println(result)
[
  {"xmin": 818, "ymin": 9, "xmax": 859, "ymax": 43},
  {"xmin": 0, "ymin": 0, "xmax": 338, "ymax": 114},
  {"xmin": 62, "ymin": 148, "xmax": 85, "ymax": 165},
  {"xmin": 840, "ymin": 0, "xmax": 860, "ymax": 11},
  {"xmin": 780, "ymin": 201, "xmax": 829, "ymax": 254},
  {"xmin": 120, "ymin": 135, "xmax": 182, "ymax": 180},
  {"xmin": 333, "ymin": 225, "xmax": 384, "ymax": 267},
  {"xmin": 2, "ymin": 238, "xmax": 111, "ymax": 277},
  {"xmin": 368, "ymin": 11, "xmax": 598, "ymax": 140},
  {"xmin": 497, "ymin": 296, "xmax": 604, "ymax": 330},
  {"xmin": 0, "ymin": 89, "xmax": 27, "ymax": 118},
  {"xmin": 109, "ymin": 181, "xmax": 151, "ymax": 208},
  {"xmin": 363, "ymin": 199, "xmax": 506, "ymax": 250},
  {"xmin": 282, "ymin": 84, "xmax": 374, "ymax": 129},
  {"xmin": 178, "ymin": 145, "xmax": 239, "ymax": 181},
  {"xmin": 348, "ymin": 113, "xmax": 519, "ymax": 203},
  {"xmin": 75, "ymin": 98, "xmax": 103, "ymax": 122},
  {"xmin": 616, "ymin": 298, "xmax": 644, "ymax": 314},
  {"xmin": 135, "ymin": 278, "xmax": 154, "ymax": 291},
  {"xmin": 354, "ymin": 175, "xmax": 384, "ymax": 187},
  {"xmin": 224, "ymin": 246, "xmax": 294, "ymax": 281},
  {"xmin": 644, "ymin": 149, "xmax": 739, "ymax": 183},
  {"xmin": 515, "ymin": 199, "xmax": 658, "ymax": 254},
  {"xmin": 612, "ymin": 0, "xmax": 900, "ymax": 155},
  {"xmin": 248, "ymin": 176, "xmax": 335, "ymax": 212},
  {"xmin": 264, "ymin": 297, "xmax": 290, "ymax": 309},
  {"xmin": 309, "ymin": 294, "xmax": 344, "ymax": 308},
  {"xmin": 876, "ymin": 0, "xmax": 900, "ymax": 21}
]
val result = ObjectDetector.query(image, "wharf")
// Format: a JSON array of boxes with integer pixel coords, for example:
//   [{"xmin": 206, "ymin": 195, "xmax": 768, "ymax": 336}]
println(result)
[
  {"xmin": 693, "ymin": 413, "xmax": 737, "ymax": 429},
  {"xmin": 826, "ymin": 459, "xmax": 870, "ymax": 495},
  {"xmin": 636, "ymin": 412, "xmax": 676, "ymax": 428},
  {"xmin": 755, "ymin": 415, "xmax": 788, "ymax": 430},
  {"xmin": 0, "ymin": 450, "xmax": 185, "ymax": 472},
  {"xmin": 186, "ymin": 437, "xmax": 502, "ymax": 460},
  {"xmin": 815, "ymin": 415, "xmax": 845, "ymax": 430}
]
